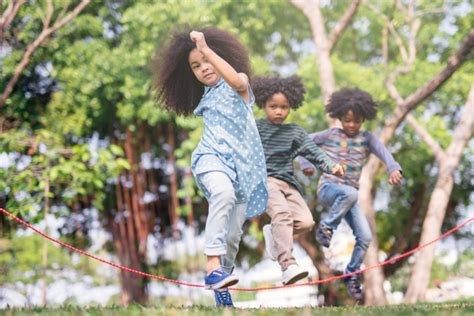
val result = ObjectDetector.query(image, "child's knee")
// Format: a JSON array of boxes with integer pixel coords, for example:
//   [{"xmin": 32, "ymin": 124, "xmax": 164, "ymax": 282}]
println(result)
[
  {"xmin": 267, "ymin": 207, "xmax": 292, "ymax": 224},
  {"xmin": 343, "ymin": 187, "xmax": 359, "ymax": 204},
  {"xmin": 212, "ymin": 187, "xmax": 237, "ymax": 207},
  {"xmin": 358, "ymin": 232, "xmax": 372, "ymax": 249},
  {"xmin": 298, "ymin": 218, "xmax": 315, "ymax": 232}
]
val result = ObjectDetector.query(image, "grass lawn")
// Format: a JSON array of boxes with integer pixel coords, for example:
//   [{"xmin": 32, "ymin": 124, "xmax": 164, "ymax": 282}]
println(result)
[{"xmin": 1, "ymin": 300, "xmax": 473, "ymax": 316}]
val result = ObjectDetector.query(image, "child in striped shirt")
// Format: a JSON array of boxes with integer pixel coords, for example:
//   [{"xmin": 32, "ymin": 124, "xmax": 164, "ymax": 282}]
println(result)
[{"xmin": 252, "ymin": 76, "xmax": 344, "ymax": 285}]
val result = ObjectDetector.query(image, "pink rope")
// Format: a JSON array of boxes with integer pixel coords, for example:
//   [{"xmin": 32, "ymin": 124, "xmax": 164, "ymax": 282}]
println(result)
[{"xmin": 1, "ymin": 207, "xmax": 472, "ymax": 291}]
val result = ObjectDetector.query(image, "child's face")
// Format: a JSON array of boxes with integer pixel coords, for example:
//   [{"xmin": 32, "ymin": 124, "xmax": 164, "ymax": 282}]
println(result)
[
  {"xmin": 340, "ymin": 110, "xmax": 364, "ymax": 136},
  {"xmin": 263, "ymin": 92, "xmax": 290, "ymax": 125},
  {"xmin": 188, "ymin": 48, "xmax": 220, "ymax": 86}
]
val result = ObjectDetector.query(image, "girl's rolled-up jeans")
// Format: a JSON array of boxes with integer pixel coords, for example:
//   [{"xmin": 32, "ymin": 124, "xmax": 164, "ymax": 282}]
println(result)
[{"xmin": 198, "ymin": 171, "xmax": 247, "ymax": 273}]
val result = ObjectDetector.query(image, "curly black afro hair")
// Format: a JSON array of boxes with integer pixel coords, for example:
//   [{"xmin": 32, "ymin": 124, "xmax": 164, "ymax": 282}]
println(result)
[
  {"xmin": 152, "ymin": 26, "xmax": 251, "ymax": 116},
  {"xmin": 326, "ymin": 88, "xmax": 378, "ymax": 120},
  {"xmin": 251, "ymin": 75, "xmax": 306, "ymax": 109}
]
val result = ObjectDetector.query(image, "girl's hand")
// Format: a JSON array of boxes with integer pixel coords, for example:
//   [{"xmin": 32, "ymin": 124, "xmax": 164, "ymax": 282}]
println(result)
[
  {"xmin": 302, "ymin": 167, "xmax": 315, "ymax": 177},
  {"xmin": 332, "ymin": 164, "xmax": 345, "ymax": 176},
  {"xmin": 189, "ymin": 31, "xmax": 208, "ymax": 51},
  {"xmin": 388, "ymin": 170, "xmax": 403, "ymax": 185}
]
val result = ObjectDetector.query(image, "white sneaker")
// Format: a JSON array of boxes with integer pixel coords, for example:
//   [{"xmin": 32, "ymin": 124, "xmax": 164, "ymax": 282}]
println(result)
[
  {"xmin": 282, "ymin": 264, "xmax": 308, "ymax": 285},
  {"xmin": 263, "ymin": 224, "xmax": 278, "ymax": 261}
]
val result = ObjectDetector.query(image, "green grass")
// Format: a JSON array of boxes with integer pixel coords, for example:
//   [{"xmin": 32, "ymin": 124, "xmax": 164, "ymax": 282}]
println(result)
[{"xmin": 1, "ymin": 300, "xmax": 473, "ymax": 316}]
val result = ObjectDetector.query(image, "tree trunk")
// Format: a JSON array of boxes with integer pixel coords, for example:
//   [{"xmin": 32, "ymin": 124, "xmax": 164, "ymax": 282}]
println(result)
[
  {"xmin": 291, "ymin": 0, "xmax": 361, "ymax": 127},
  {"xmin": 41, "ymin": 179, "xmax": 50, "ymax": 306},
  {"xmin": 359, "ymin": 30, "xmax": 474, "ymax": 305},
  {"xmin": 107, "ymin": 130, "xmax": 150, "ymax": 305},
  {"xmin": 404, "ymin": 167, "xmax": 454, "ymax": 302},
  {"xmin": 298, "ymin": 234, "xmax": 339, "ymax": 305},
  {"xmin": 404, "ymin": 86, "xmax": 474, "ymax": 302},
  {"xmin": 167, "ymin": 121, "xmax": 179, "ymax": 238},
  {"xmin": 384, "ymin": 180, "xmax": 427, "ymax": 277}
]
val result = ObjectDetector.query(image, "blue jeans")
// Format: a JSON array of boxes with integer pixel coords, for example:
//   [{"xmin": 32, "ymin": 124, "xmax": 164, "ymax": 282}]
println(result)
[
  {"xmin": 318, "ymin": 182, "xmax": 372, "ymax": 273},
  {"xmin": 198, "ymin": 171, "xmax": 247, "ymax": 273}
]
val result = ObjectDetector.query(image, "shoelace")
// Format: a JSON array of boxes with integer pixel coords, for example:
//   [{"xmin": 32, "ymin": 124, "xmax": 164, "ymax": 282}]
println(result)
[{"xmin": 215, "ymin": 290, "xmax": 233, "ymax": 305}]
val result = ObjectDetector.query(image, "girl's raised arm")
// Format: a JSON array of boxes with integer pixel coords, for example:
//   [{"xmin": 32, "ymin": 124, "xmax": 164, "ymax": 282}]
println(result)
[{"xmin": 190, "ymin": 31, "xmax": 249, "ymax": 102}]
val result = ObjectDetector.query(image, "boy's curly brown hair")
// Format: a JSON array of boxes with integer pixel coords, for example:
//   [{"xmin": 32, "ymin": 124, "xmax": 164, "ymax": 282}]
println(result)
[
  {"xmin": 326, "ymin": 88, "xmax": 378, "ymax": 120},
  {"xmin": 251, "ymin": 76, "xmax": 306, "ymax": 109}
]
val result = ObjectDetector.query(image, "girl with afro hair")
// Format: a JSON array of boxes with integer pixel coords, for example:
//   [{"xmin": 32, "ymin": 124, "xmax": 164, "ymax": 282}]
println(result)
[
  {"xmin": 252, "ymin": 75, "xmax": 344, "ymax": 285},
  {"xmin": 153, "ymin": 27, "xmax": 268, "ymax": 307},
  {"xmin": 298, "ymin": 87, "xmax": 403, "ymax": 302}
]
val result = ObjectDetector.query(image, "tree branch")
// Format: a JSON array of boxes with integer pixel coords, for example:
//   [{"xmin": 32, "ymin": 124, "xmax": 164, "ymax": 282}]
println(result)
[
  {"xmin": 385, "ymin": 66, "xmax": 410, "ymax": 104},
  {"xmin": 327, "ymin": 0, "xmax": 362, "ymax": 53},
  {"xmin": 0, "ymin": 0, "xmax": 27, "ymax": 43},
  {"xmin": 43, "ymin": 0, "xmax": 54, "ymax": 29},
  {"xmin": 395, "ymin": 0, "xmax": 408, "ymax": 16},
  {"xmin": 290, "ymin": 0, "xmax": 316, "ymax": 17},
  {"xmin": 50, "ymin": 0, "xmax": 90, "ymax": 33},
  {"xmin": 382, "ymin": 23, "xmax": 389, "ymax": 68},
  {"xmin": 397, "ymin": 30, "xmax": 474, "ymax": 123},
  {"xmin": 369, "ymin": 1, "xmax": 421, "ymax": 105},
  {"xmin": 0, "ymin": 0, "xmax": 91, "ymax": 108},
  {"xmin": 445, "ymin": 86, "xmax": 474, "ymax": 162},
  {"xmin": 406, "ymin": 1, "xmax": 420, "ymax": 65},
  {"xmin": 406, "ymin": 114, "xmax": 447, "ymax": 162},
  {"xmin": 416, "ymin": 7, "xmax": 446, "ymax": 17},
  {"xmin": 368, "ymin": 3, "xmax": 409, "ymax": 62}
]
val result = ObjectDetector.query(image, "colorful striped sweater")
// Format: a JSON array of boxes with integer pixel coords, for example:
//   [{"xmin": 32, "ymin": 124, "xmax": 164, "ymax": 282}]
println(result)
[{"xmin": 298, "ymin": 128, "xmax": 402, "ymax": 190}]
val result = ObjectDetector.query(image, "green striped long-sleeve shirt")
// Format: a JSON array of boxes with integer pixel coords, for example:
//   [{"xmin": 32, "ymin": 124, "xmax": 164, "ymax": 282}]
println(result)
[{"xmin": 256, "ymin": 119, "xmax": 336, "ymax": 194}]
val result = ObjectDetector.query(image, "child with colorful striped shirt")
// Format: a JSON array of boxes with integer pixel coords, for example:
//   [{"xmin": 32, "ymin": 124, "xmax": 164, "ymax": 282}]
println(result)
[{"xmin": 298, "ymin": 87, "xmax": 403, "ymax": 301}]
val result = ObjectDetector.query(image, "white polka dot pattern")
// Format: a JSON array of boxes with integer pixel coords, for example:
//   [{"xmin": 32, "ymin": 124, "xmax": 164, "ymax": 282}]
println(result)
[{"xmin": 192, "ymin": 79, "xmax": 268, "ymax": 218}]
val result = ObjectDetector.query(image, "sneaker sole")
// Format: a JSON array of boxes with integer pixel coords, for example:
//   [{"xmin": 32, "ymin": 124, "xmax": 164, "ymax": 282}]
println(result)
[
  {"xmin": 263, "ymin": 225, "xmax": 277, "ymax": 261},
  {"xmin": 205, "ymin": 275, "xmax": 239, "ymax": 290},
  {"xmin": 282, "ymin": 270, "xmax": 309, "ymax": 285}
]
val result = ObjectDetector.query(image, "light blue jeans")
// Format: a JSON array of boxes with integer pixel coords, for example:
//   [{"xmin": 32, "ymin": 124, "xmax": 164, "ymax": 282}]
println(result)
[
  {"xmin": 318, "ymin": 182, "xmax": 372, "ymax": 273},
  {"xmin": 198, "ymin": 171, "xmax": 247, "ymax": 274}
]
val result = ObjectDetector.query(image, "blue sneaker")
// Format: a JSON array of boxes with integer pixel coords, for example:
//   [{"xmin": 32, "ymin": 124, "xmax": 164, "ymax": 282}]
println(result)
[
  {"xmin": 316, "ymin": 224, "xmax": 333, "ymax": 248},
  {"xmin": 214, "ymin": 289, "xmax": 234, "ymax": 307},
  {"xmin": 204, "ymin": 269, "xmax": 239, "ymax": 290},
  {"xmin": 343, "ymin": 274, "xmax": 364, "ymax": 302}
]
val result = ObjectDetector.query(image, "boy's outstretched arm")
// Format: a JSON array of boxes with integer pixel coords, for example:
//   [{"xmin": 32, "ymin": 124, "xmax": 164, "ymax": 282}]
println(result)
[
  {"xmin": 295, "ymin": 129, "xmax": 333, "ymax": 176},
  {"xmin": 296, "ymin": 128, "xmax": 344, "ymax": 176},
  {"xmin": 367, "ymin": 132, "xmax": 403, "ymax": 185},
  {"xmin": 189, "ymin": 31, "xmax": 249, "ymax": 101}
]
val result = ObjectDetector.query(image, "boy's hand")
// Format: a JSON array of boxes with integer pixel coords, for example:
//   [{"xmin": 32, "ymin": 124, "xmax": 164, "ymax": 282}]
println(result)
[
  {"xmin": 331, "ymin": 164, "xmax": 345, "ymax": 176},
  {"xmin": 302, "ymin": 167, "xmax": 315, "ymax": 177},
  {"xmin": 388, "ymin": 170, "xmax": 402, "ymax": 185},
  {"xmin": 189, "ymin": 31, "xmax": 208, "ymax": 51}
]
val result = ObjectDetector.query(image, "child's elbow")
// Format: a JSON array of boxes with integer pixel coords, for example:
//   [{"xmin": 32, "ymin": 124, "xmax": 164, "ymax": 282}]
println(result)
[
  {"xmin": 233, "ymin": 73, "xmax": 249, "ymax": 92},
  {"xmin": 234, "ymin": 82, "xmax": 248, "ymax": 92}
]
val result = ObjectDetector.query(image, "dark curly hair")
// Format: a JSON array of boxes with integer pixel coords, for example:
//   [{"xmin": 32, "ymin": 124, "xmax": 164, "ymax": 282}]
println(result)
[
  {"xmin": 251, "ymin": 75, "xmax": 306, "ymax": 109},
  {"xmin": 326, "ymin": 88, "xmax": 378, "ymax": 120},
  {"xmin": 152, "ymin": 26, "xmax": 251, "ymax": 116}
]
